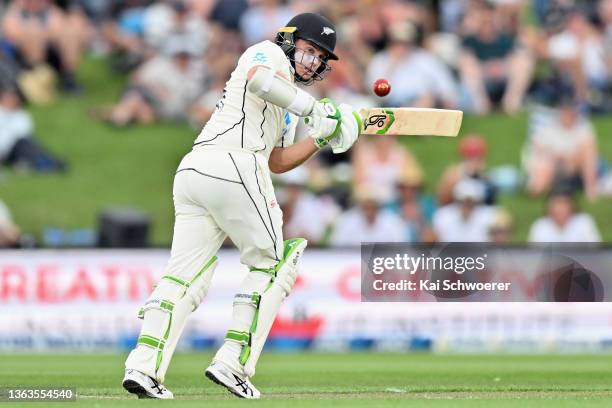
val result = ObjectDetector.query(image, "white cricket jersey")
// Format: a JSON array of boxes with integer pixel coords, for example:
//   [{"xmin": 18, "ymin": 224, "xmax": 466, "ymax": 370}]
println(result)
[{"xmin": 194, "ymin": 40, "xmax": 298, "ymax": 158}]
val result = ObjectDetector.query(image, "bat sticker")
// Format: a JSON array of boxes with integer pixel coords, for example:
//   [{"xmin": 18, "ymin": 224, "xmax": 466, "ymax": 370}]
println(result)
[{"xmin": 363, "ymin": 110, "xmax": 395, "ymax": 134}]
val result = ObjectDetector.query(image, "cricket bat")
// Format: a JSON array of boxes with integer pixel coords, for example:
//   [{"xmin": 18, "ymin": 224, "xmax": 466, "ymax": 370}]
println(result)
[{"xmin": 359, "ymin": 108, "xmax": 463, "ymax": 137}]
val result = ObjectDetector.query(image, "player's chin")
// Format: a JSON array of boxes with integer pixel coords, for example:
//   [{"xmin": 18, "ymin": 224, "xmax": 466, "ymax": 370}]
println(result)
[{"xmin": 300, "ymin": 71, "xmax": 315, "ymax": 81}]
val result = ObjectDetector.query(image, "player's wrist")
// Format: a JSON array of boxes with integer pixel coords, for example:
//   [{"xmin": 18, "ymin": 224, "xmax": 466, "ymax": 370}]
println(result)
[{"xmin": 287, "ymin": 88, "xmax": 316, "ymax": 116}]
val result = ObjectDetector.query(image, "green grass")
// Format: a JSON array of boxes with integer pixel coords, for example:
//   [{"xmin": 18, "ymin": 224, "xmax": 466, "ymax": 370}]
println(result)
[
  {"xmin": 2, "ymin": 57, "xmax": 612, "ymax": 244},
  {"xmin": 1, "ymin": 352, "xmax": 612, "ymax": 406}
]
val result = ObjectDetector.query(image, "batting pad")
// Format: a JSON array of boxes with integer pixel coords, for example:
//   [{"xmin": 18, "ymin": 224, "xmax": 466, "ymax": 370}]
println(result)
[
  {"xmin": 125, "ymin": 256, "xmax": 218, "ymax": 383},
  {"xmin": 214, "ymin": 238, "xmax": 307, "ymax": 378}
]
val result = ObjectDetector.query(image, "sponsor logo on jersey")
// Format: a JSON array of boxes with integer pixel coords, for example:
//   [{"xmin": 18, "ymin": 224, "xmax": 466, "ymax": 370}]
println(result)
[
  {"xmin": 281, "ymin": 112, "xmax": 292, "ymax": 139},
  {"xmin": 321, "ymin": 27, "xmax": 335, "ymax": 35},
  {"xmin": 252, "ymin": 52, "xmax": 268, "ymax": 63}
]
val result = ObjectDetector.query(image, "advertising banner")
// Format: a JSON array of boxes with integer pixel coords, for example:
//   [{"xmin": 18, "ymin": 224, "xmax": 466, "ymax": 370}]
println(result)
[{"xmin": 1, "ymin": 249, "xmax": 612, "ymax": 352}]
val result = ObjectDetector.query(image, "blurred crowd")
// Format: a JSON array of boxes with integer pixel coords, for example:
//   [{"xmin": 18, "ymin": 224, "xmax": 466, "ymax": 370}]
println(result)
[{"xmin": 1, "ymin": 0, "xmax": 612, "ymax": 247}]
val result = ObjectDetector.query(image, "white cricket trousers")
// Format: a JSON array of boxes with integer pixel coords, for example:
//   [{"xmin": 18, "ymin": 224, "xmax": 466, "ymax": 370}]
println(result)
[{"xmin": 169, "ymin": 146, "xmax": 284, "ymax": 274}]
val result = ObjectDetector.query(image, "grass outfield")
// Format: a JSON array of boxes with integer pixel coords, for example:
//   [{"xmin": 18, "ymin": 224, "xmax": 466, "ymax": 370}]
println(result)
[
  {"xmin": 2, "ymin": 57, "xmax": 612, "ymax": 244},
  {"xmin": 1, "ymin": 352, "xmax": 612, "ymax": 406}
]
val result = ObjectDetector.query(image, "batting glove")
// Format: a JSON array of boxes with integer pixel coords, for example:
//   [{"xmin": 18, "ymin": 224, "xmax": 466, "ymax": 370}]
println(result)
[
  {"xmin": 306, "ymin": 98, "xmax": 342, "ymax": 148},
  {"xmin": 329, "ymin": 103, "xmax": 362, "ymax": 154}
]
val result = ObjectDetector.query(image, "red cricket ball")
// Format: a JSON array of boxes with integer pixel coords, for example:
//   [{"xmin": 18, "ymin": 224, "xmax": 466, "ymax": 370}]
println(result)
[{"xmin": 373, "ymin": 78, "xmax": 391, "ymax": 97}]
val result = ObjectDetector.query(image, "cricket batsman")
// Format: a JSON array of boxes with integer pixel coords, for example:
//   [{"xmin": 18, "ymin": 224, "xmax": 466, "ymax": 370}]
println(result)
[{"xmin": 121, "ymin": 13, "xmax": 361, "ymax": 399}]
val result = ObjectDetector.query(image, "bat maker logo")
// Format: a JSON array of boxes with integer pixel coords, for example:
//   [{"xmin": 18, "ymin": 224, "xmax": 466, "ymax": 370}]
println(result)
[{"xmin": 363, "ymin": 110, "xmax": 395, "ymax": 134}]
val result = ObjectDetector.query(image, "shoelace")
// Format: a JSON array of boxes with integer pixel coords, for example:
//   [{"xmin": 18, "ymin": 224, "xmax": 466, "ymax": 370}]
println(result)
[{"xmin": 150, "ymin": 378, "xmax": 164, "ymax": 395}]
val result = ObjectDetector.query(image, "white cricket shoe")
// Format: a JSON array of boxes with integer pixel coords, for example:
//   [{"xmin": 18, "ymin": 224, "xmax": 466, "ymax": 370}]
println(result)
[
  {"xmin": 205, "ymin": 361, "xmax": 261, "ymax": 399},
  {"xmin": 122, "ymin": 369, "xmax": 174, "ymax": 399}
]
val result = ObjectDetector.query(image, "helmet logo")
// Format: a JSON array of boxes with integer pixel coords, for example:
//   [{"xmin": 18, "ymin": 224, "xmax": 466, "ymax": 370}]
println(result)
[{"xmin": 321, "ymin": 27, "xmax": 335, "ymax": 35}]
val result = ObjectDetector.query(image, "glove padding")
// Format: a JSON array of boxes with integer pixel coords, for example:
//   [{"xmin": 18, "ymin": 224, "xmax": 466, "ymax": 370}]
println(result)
[
  {"xmin": 306, "ymin": 98, "xmax": 341, "ymax": 148},
  {"xmin": 329, "ymin": 104, "xmax": 362, "ymax": 154}
]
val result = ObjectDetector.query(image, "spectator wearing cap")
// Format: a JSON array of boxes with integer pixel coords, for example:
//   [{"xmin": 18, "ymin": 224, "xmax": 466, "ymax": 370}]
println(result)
[
  {"xmin": 353, "ymin": 134, "xmax": 423, "ymax": 206},
  {"xmin": 432, "ymin": 178, "xmax": 497, "ymax": 242},
  {"xmin": 330, "ymin": 186, "xmax": 406, "ymax": 247},
  {"xmin": 528, "ymin": 191, "xmax": 601, "ymax": 242},
  {"xmin": 365, "ymin": 20, "xmax": 458, "ymax": 109},
  {"xmin": 437, "ymin": 134, "xmax": 496, "ymax": 206},
  {"xmin": 524, "ymin": 96, "xmax": 598, "ymax": 200},
  {"xmin": 99, "ymin": 36, "xmax": 206, "ymax": 126},
  {"xmin": 276, "ymin": 167, "xmax": 340, "ymax": 246},
  {"xmin": 386, "ymin": 168, "xmax": 436, "ymax": 242},
  {"xmin": 458, "ymin": 2, "xmax": 534, "ymax": 114}
]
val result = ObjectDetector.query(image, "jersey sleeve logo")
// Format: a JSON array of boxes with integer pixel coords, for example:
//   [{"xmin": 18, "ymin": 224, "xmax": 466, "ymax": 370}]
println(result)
[
  {"xmin": 252, "ymin": 52, "xmax": 268, "ymax": 63},
  {"xmin": 281, "ymin": 112, "xmax": 292, "ymax": 138}
]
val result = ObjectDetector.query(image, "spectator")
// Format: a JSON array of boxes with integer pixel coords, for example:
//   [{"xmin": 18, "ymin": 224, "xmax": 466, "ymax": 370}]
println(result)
[
  {"xmin": 524, "ymin": 96, "xmax": 598, "ymax": 200},
  {"xmin": 366, "ymin": 21, "xmax": 458, "ymax": 109},
  {"xmin": 1, "ymin": 0, "xmax": 91, "ymax": 92},
  {"xmin": 276, "ymin": 167, "xmax": 339, "ymax": 246},
  {"xmin": 458, "ymin": 2, "xmax": 534, "ymax": 114},
  {"xmin": 437, "ymin": 134, "xmax": 496, "ymax": 206},
  {"xmin": 488, "ymin": 207, "xmax": 513, "ymax": 244},
  {"xmin": 100, "ymin": 36, "xmax": 206, "ymax": 126},
  {"xmin": 528, "ymin": 191, "xmax": 601, "ymax": 242},
  {"xmin": 0, "ymin": 86, "xmax": 65, "ymax": 172},
  {"xmin": 545, "ymin": 8, "xmax": 608, "ymax": 101},
  {"xmin": 0, "ymin": 199, "xmax": 20, "ymax": 247},
  {"xmin": 330, "ymin": 187, "xmax": 406, "ymax": 246},
  {"xmin": 352, "ymin": 134, "xmax": 423, "ymax": 205},
  {"xmin": 387, "ymin": 168, "xmax": 436, "ymax": 242},
  {"xmin": 433, "ymin": 178, "xmax": 496, "ymax": 242},
  {"xmin": 189, "ymin": 47, "xmax": 238, "ymax": 128},
  {"xmin": 239, "ymin": 0, "xmax": 292, "ymax": 46},
  {"xmin": 101, "ymin": 0, "xmax": 151, "ymax": 71},
  {"xmin": 143, "ymin": 0, "xmax": 208, "ymax": 53}
]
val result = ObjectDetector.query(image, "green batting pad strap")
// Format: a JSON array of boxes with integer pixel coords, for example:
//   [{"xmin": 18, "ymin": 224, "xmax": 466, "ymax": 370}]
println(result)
[
  {"xmin": 161, "ymin": 274, "xmax": 191, "ymax": 288},
  {"xmin": 191, "ymin": 256, "xmax": 218, "ymax": 284},
  {"xmin": 233, "ymin": 292, "xmax": 261, "ymax": 307},
  {"xmin": 138, "ymin": 335, "xmax": 165, "ymax": 349},
  {"xmin": 160, "ymin": 300, "xmax": 174, "ymax": 312},
  {"xmin": 226, "ymin": 330, "xmax": 250, "ymax": 345},
  {"xmin": 249, "ymin": 266, "xmax": 276, "ymax": 276},
  {"xmin": 141, "ymin": 299, "xmax": 175, "ymax": 314}
]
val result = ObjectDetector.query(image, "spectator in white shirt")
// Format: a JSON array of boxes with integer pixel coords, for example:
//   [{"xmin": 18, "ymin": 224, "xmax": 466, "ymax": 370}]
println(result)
[
  {"xmin": 525, "ymin": 97, "xmax": 598, "ymax": 201},
  {"xmin": 433, "ymin": 178, "xmax": 496, "ymax": 242},
  {"xmin": 366, "ymin": 21, "xmax": 458, "ymax": 109},
  {"xmin": 330, "ymin": 187, "xmax": 406, "ymax": 247},
  {"xmin": 528, "ymin": 191, "xmax": 601, "ymax": 242}
]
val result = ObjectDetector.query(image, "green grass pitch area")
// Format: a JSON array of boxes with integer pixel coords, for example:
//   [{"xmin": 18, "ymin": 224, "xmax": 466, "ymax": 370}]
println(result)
[{"xmin": 1, "ymin": 352, "xmax": 612, "ymax": 407}]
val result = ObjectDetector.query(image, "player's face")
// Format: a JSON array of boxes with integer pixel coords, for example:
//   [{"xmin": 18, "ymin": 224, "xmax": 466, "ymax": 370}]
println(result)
[{"xmin": 294, "ymin": 39, "xmax": 327, "ymax": 81}]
